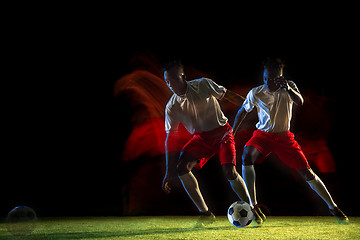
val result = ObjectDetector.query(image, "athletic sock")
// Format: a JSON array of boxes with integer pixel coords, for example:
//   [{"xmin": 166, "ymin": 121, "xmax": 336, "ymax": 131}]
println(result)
[
  {"xmin": 179, "ymin": 172, "xmax": 209, "ymax": 213},
  {"xmin": 229, "ymin": 173, "xmax": 253, "ymax": 206},
  {"xmin": 242, "ymin": 165, "xmax": 257, "ymax": 206},
  {"xmin": 307, "ymin": 174, "xmax": 337, "ymax": 210}
]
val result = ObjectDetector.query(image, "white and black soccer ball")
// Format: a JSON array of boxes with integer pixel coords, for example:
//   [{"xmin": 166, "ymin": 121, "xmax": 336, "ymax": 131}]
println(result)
[{"xmin": 227, "ymin": 201, "xmax": 253, "ymax": 228}]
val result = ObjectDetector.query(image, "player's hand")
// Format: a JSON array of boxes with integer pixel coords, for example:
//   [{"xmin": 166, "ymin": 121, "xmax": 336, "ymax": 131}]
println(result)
[
  {"xmin": 274, "ymin": 77, "xmax": 289, "ymax": 90},
  {"xmin": 162, "ymin": 179, "xmax": 171, "ymax": 194},
  {"xmin": 162, "ymin": 175, "xmax": 176, "ymax": 194}
]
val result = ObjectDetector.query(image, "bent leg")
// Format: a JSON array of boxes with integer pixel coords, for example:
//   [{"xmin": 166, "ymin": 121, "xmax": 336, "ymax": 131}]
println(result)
[
  {"xmin": 297, "ymin": 168, "xmax": 337, "ymax": 209},
  {"xmin": 242, "ymin": 146, "xmax": 263, "ymax": 206},
  {"xmin": 222, "ymin": 163, "xmax": 252, "ymax": 206},
  {"xmin": 177, "ymin": 151, "xmax": 209, "ymax": 213}
]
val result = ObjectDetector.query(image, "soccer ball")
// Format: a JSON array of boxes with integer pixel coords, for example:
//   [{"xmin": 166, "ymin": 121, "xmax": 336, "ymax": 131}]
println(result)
[
  {"xmin": 6, "ymin": 206, "xmax": 37, "ymax": 236},
  {"xmin": 227, "ymin": 201, "xmax": 253, "ymax": 228}
]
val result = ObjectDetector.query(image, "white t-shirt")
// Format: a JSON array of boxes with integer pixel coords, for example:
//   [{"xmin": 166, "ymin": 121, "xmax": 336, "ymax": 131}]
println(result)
[
  {"xmin": 165, "ymin": 78, "xmax": 228, "ymax": 134},
  {"xmin": 243, "ymin": 81, "xmax": 299, "ymax": 133}
]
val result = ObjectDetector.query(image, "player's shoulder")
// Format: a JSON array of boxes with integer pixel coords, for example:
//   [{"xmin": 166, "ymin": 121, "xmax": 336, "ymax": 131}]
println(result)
[
  {"xmin": 188, "ymin": 77, "xmax": 212, "ymax": 85},
  {"xmin": 286, "ymin": 80, "xmax": 300, "ymax": 92},
  {"xmin": 186, "ymin": 77, "xmax": 213, "ymax": 90},
  {"xmin": 287, "ymin": 80, "xmax": 297, "ymax": 87},
  {"xmin": 249, "ymin": 84, "xmax": 266, "ymax": 95}
]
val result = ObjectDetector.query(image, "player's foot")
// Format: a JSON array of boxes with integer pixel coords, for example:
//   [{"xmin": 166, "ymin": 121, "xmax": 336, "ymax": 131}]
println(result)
[
  {"xmin": 251, "ymin": 206, "xmax": 264, "ymax": 226},
  {"xmin": 329, "ymin": 207, "xmax": 349, "ymax": 224},
  {"xmin": 254, "ymin": 204, "xmax": 266, "ymax": 222},
  {"xmin": 195, "ymin": 211, "xmax": 216, "ymax": 227}
]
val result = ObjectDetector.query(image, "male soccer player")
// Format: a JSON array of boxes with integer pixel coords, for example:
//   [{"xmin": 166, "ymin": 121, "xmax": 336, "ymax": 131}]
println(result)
[
  {"xmin": 162, "ymin": 61, "xmax": 260, "ymax": 225},
  {"xmin": 232, "ymin": 58, "xmax": 349, "ymax": 224}
]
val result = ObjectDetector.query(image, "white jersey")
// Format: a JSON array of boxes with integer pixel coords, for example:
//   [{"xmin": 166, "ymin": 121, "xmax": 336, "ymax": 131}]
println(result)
[
  {"xmin": 243, "ymin": 81, "xmax": 299, "ymax": 133},
  {"xmin": 165, "ymin": 78, "xmax": 228, "ymax": 134}
]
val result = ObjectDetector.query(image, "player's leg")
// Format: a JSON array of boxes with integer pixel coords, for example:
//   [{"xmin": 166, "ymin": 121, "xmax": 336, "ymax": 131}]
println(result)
[
  {"xmin": 273, "ymin": 132, "xmax": 348, "ymax": 224},
  {"xmin": 242, "ymin": 146, "xmax": 266, "ymax": 224},
  {"xmin": 177, "ymin": 151, "xmax": 209, "ymax": 214},
  {"xmin": 242, "ymin": 146, "xmax": 262, "ymax": 207},
  {"xmin": 222, "ymin": 163, "xmax": 252, "ymax": 206},
  {"xmin": 177, "ymin": 151, "xmax": 216, "ymax": 226},
  {"xmin": 218, "ymin": 130, "xmax": 253, "ymax": 206},
  {"xmin": 297, "ymin": 168, "xmax": 349, "ymax": 224},
  {"xmin": 298, "ymin": 168, "xmax": 337, "ymax": 209}
]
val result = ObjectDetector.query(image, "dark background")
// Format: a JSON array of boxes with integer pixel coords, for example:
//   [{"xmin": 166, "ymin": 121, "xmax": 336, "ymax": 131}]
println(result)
[{"xmin": 2, "ymin": 6, "xmax": 359, "ymax": 218}]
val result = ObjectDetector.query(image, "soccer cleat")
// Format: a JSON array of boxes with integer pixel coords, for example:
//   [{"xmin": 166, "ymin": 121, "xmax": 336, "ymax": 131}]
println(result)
[
  {"xmin": 254, "ymin": 204, "xmax": 266, "ymax": 222},
  {"xmin": 251, "ymin": 206, "xmax": 264, "ymax": 226},
  {"xmin": 195, "ymin": 211, "xmax": 216, "ymax": 227},
  {"xmin": 329, "ymin": 207, "xmax": 349, "ymax": 224}
]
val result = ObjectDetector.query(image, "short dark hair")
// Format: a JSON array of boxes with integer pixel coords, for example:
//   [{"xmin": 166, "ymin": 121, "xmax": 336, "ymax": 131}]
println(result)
[
  {"xmin": 263, "ymin": 57, "xmax": 285, "ymax": 70},
  {"xmin": 162, "ymin": 60, "xmax": 183, "ymax": 72}
]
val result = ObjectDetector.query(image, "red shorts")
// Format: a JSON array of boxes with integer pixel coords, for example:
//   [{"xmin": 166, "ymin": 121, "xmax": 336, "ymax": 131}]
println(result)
[
  {"xmin": 246, "ymin": 130, "xmax": 310, "ymax": 170},
  {"xmin": 181, "ymin": 123, "xmax": 236, "ymax": 169}
]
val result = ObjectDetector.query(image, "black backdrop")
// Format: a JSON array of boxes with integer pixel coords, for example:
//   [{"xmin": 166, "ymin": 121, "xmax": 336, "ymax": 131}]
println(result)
[{"xmin": 2, "ymin": 9, "xmax": 359, "ymax": 217}]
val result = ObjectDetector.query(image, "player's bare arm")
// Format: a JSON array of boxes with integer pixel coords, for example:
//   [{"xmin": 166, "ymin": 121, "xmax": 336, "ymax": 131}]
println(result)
[
  {"xmin": 275, "ymin": 77, "xmax": 304, "ymax": 105},
  {"xmin": 162, "ymin": 132, "xmax": 179, "ymax": 194},
  {"xmin": 219, "ymin": 90, "xmax": 246, "ymax": 143},
  {"xmin": 232, "ymin": 106, "xmax": 249, "ymax": 136},
  {"xmin": 222, "ymin": 90, "xmax": 245, "ymax": 106}
]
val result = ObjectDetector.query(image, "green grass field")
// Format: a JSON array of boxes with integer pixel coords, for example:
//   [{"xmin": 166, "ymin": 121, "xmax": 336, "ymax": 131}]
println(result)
[{"xmin": 1, "ymin": 216, "xmax": 359, "ymax": 240}]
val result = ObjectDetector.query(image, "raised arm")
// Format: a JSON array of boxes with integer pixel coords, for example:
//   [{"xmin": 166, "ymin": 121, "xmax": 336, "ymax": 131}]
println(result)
[
  {"xmin": 275, "ymin": 78, "xmax": 304, "ymax": 105},
  {"xmin": 287, "ymin": 84, "xmax": 304, "ymax": 105}
]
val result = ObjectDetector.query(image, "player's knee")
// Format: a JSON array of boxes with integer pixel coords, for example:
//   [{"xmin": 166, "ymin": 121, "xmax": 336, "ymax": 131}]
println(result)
[
  {"xmin": 176, "ymin": 161, "xmax": 190, "ymax": 176},
  {"xmin": 177, "ymin": 153, "xmax": 197, "ymax": 176},
  {"xmin": 298, "ymin": 168, "xmax": 316, "ymax": 181},
  {"xmin": 242, "ymin": 146, "xmax": 258, "ymax": 166},
  {"xmin": 242, "ymin": 152, "xmax": 255, "ymax": 166},
  {"xmin": 222, "ymin": 164, "xmax": 237, "ymax": 180}
]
